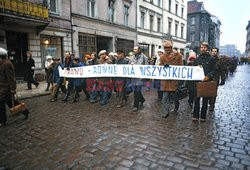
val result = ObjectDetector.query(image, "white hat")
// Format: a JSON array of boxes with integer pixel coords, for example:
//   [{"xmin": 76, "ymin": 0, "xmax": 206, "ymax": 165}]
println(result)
[
  {"xmin": 157, "ymin": 49, "xmax": 164, "ymax": 53},
  {"xmin": 98, "ymin": 50, "xmax": 107, "ymax": 56},
  {"xmin": 0, "ymin": 47, "xmax": 8, "ymax": 58},
  {"xmin": 46, "ymin": 55, "xmax": 52, "ymax": 60}
]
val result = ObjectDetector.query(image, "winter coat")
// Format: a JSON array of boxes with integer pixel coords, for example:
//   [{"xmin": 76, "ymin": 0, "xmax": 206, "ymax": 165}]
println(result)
[
  {"xmin": 24, "ymin": 58, "xmax": 35, "ymax": 81},
  {"xmin": 52, "ymin": 62, "xmax": 64, "ymax": 84},
  {"xmin": 129, "ymin": 53, "xmax": 148, "ymax": 85},
  {"xmin": 194, "ymin": 53, "xmax": 217, "ymax": 80},
  {"xmin": 0, "ymin": 58, "xmax": 16, "ymax": 100},
  {"xmin": 72, "ymin": 62, "xmax": 85, "ymax": 87},
  {"xmin": 160, "ymin": 51, "xmax": 183, "ymax": 91}
]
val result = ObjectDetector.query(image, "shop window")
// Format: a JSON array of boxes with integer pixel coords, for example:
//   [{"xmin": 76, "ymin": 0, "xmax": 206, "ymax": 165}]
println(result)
[
  {"xmin": 41, "ymin": 35, "xmax": 62, "ymax": 68},
  {"xmin": 78, "ymin": 34, "xmax": 96, "ymax": 59}
]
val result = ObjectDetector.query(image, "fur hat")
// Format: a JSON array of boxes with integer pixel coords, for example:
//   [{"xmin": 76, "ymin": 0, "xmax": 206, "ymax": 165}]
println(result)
[
  {"xmin": 46, "ymin": 55, "xmax": 52, "ymax": 60},
  {"xmin": 99, "ymin": 50, "xmax": 107, "ymax": 56},
  {"xmin": 163, "ymin": 40, "xmax": 173, "ymax": 48}
]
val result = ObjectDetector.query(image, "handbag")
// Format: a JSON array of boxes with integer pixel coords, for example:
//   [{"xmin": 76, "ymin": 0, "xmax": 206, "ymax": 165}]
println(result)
[
  {"xmin": 9, "ymin": 94, "xmax": 27, "ymax": 116},
  {"xmin": 196, "ymin": 81, "xmax": 217, "ymax": 98}
]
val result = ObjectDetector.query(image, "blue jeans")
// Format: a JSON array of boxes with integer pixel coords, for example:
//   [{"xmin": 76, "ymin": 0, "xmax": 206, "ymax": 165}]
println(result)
[{"xmin": 90, "ymin": 84, "xmax": 111, "ymax": 105}]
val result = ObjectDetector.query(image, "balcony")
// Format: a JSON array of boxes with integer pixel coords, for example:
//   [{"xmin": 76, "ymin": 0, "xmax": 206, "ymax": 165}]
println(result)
[{"xmin": 0, "ymin": 0, "xmax": 49, "ymax": 33}]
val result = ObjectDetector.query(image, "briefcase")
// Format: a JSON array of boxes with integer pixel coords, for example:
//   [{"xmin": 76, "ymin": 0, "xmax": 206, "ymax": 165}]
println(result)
[
  {"xmin": 196, "ymin": 81, "xmax": 217, "ymax": 98},
  {"xmin": 9, "ymin": 94, "xmax": 27, "ymax": 116}
]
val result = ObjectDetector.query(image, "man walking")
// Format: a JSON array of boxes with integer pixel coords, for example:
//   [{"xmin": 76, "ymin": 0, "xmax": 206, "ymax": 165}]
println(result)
[
  {"xmin": 160, "ymin": 40, "xmax": 183, "ymax": 118},
  {"xmin": 129, "ymin": 46, "xmax": 148, "ymax": 112},
  {"xmin": 192, "ymin": 42, "xmax": 217, "ymax": 122}
]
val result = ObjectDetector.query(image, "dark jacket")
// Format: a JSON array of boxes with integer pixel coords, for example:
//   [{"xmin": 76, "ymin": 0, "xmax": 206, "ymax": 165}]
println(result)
[
  {"xmin": 115, "ymin": 58, "xmax": 129, "ymax": 82},
  {"xmin": 72, "ymin": 62, "xmax": 85, "ymax": 87},
  {"xmin": 52, "ymin": 62, "xmax": 64, "ymax": 84},
  {"xmin": 194, "ymin": 53, "xmax": 217, "ymax": 80},
  {"xmin": 24, "ymin": 58, "xmax": 35, "ymax": 81},
  {"xmin": 0, "ymin": 58, "xmax": 16, "ymax": 100}
]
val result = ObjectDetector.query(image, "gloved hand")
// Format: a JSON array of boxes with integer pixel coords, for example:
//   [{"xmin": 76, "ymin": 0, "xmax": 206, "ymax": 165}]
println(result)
[
  {"xmin": 164, "ymin": 64, "xmax": 169, "ymax": 68},
  {"xmin": 67, "ymin": 67, "xmax": 70, "ymax": 71},
  {"xmin": 203, "ymin": 76, "xmax": 209, "ymax": 82}
]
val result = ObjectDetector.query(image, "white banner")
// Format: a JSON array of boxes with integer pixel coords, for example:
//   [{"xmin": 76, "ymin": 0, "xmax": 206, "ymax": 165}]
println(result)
[{"xmin": 59, "ymin": 64, "xmax": 205, "ymax": 81}]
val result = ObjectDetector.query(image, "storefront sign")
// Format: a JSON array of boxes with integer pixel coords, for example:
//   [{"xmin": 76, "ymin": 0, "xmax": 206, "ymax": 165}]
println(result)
[{"xmin": 59, "ymin": 64, "xmax": 205, "ymax": 80}]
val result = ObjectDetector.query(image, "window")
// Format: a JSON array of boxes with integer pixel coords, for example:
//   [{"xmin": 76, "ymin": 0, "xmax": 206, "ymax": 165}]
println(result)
[
  {"xmin": 181, "ymin": 7, "xmax": 184, "ymax": 18},
  {"xmin": 124, "ymin": 6, "xmax": 129, "ymax": 26},
  {"xmin": 168, "ymin": 21, "xmax": 172, "ymax": 34},
  {"xmin": 48, "ymin": 0, "xmax": 58, "ymax": 13},
  {"xmin": 175, "ymin": 23, "xmax": 178, "ymax": 37},
  {"xmin": 157, "ymin": 0, "xmax": 161, "ymax": 7},
  {"xmin": 190, "ymin": 34, "xmax": 195, "ymax": 42},
  {"xmin": 140, "ymin": 11, "xmax": 145, "ymax": 28},
  {"xmin": 181, "ymin": 25, "xmax": 184, "ymax": 38},
  {"xmin": 150, "ymin": 15, "xmax": 154, "ymax": 31},
  {"xmin": 139, "ymin": 43, "xmax": 149, "ymax": 58},
  {"xmin": 169, "ymin": 0, "xmax": 171, "ymax": 12},
  {"xmin": 87, "ymin": 0, "xmax": 95, "ymax": 17},
  {"xmin": 175, "ymin": 3, "xmax": 178, "ymax": 15},
  {"xmin": 41, "ymin": 35, "xmax": 62, "ymax": 68},
  {"xmin": 191, "ymin": 17, "xmax": 195, "ymax": 25},
  {"xmin": 78, "ymin": 34, "xmax": 97, "ymax": 59},
  {"xmin": 109, "ymin": 0, "xmax": 115, "ymax": 22},
  {"xmin": 157, "ymin": 17, "xmax": 161, "ymax": 32},
  {"xmin": 200, "ymin": 32, "xmax": 204, "ymax": 41}
]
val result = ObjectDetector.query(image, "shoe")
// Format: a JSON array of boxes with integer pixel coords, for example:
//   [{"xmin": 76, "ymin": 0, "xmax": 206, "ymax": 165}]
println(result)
[
  {"xmin": 23, "ymin": 110, "xmax": 30, "ymax": 120},
  {"xmin": 61, "ymin": 99, "xmax": 67, "ymax": 102},
  {"xmin": 89, "ymin": 99, "xmax": 97, "ymax": 103},
  {"xmin": 27, "ymin": 88, "xmax": 32, "ymax": 90},
  {"xmin": 116, "ymin": 104, "xmax": 122, "ymax": 108},
  {"xmin": 0, "ymin": 123, "xmax": 6, "ymax": 128},
  {"xmin": 71, "ymin": 100, "xmax": 76, "ymax": 103},
  {"xmin": 50, "ymin": 98, "xmax": 57, "ymax": 102},
  {"xmin": 132, "ymin": 107, "xmax": 139, "ymax": 112},
  {"xmin": 219, "ymin": 82, "xmax": 225, "ymax": 86},
  {"xmin": 192, "ymin": 117, "xmax": 199, "ymax": 122},
  {"xmin": 35, "ymin": 83, "xmax": 39, "ymax": 88},
  {"xmin": 139, "ymin": 101, "xmax": 145, "ymax": 108},
  {"xmin": 200, "ymin": 118, "xmax": 206, "ymax": 122},
  {"xmin": 209, "ymin": 106, "xmax": 214, "ymax": 111},
  {"xmin": 45, "ymin": 89, "xmax": 49, "ymax": 91},
  {"xmin": 162, "ymin": 114, "xmax": 169, "ymax": 118},
  {"xmin": 101, "ymin": 102, "xmax": 107, "ymax": 106}
]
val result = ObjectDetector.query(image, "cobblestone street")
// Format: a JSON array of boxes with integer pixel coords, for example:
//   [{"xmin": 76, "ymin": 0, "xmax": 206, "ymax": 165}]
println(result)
[{"xmin": 0, "ymin": 65, "xmax": 250, "ymax": 170}]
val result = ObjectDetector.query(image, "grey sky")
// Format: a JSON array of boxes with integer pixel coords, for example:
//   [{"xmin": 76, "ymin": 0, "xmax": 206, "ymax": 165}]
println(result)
[{"xmin": 193, "ymin": 0, "xmax": 250, "ymax": 53}]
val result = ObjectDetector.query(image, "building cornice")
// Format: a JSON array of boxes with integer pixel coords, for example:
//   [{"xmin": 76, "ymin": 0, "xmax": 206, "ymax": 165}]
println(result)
[
  {"xmin": 163, "ymin": 9, "xmax": 187, "ymax": 22},
  {"xmin": 138, "ymin": 31, "xmax": 186, "ymax": 44},
  {"xmin": 72, "ymin": 13, "xmax": 137, "ymax": 32}
]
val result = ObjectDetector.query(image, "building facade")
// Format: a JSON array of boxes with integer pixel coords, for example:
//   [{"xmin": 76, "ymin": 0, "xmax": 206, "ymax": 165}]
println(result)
[
  {"xmin": 137, "ymin": 0, "xmax": 187, "ymax": 58},
  {"xmin": 246, "ymin": 21, "xmax": 250, "ymax": 56},
  {"xmin": 71, "ymin": 0, "xmax": 137, "ymax": 59},
  {"xmin": 163, "ymin": 0, "xmax": 187, "ymax": 52},
  {"xmin": 219, "ymin": 44, "xmax": 241, "ymax": 57},
  {"xmin": 0, "ymin": 0, "xmax": 72, "ymax": 79},
  {"xmin": 187, "ymin": 0, "xmax": 221, "ymax": 53}
]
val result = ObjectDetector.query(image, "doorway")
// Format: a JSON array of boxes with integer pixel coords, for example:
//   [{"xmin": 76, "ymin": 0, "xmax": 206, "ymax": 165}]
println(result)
[{"xmin": 6, "ymin": 31, "xmax": 28, "ymax": 79}]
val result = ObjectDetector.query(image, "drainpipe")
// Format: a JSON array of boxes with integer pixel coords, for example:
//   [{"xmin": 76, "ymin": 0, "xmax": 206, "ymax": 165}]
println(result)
[{"xmin": 70, "ymin": 0, "xmax": 74, "ymax": 53}]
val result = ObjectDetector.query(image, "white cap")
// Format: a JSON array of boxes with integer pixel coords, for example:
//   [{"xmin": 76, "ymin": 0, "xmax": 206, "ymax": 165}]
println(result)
[
  {"xmin": 0, "ymin": 47, "xmax": 8, "ymax": 58},
  {"xmin": 98, "ymin": 50, "xmax": 107, "ymax": 56},
  {"xmin": 157, "ymin": 49, "xmax": 164, "ymax": 53},
  {"xmin": 46, "ymin": 55, "xmax": 53, "ymax": 60}
]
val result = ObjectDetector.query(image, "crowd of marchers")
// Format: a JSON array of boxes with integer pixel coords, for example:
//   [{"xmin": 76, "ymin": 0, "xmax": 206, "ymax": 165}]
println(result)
[{"xmin": 0, "ymin": 40, "xmax": 240, "ymax": 127}]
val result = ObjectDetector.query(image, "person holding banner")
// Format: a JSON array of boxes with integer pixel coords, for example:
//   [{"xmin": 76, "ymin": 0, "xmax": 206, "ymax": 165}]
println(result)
[
  {"xmin": 160, "ymin": 40, "xmax": 183, "ymax": 118},
  {"xmin": 129, "ymin": 46, "xmax": 148, "ymax": 112},
  {"xmin": 89, "ymin": 50, "xmax": 113, "ymax": 105},
  {"xmin": 192, "ymin": 42, "xmax": 217, "ymax": 122},
  {"xmin": 115, "ymin": 50, "xmax": 129, "ymax": 108}
]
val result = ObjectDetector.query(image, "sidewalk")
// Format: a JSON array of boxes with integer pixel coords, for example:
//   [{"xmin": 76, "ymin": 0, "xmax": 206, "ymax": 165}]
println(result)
[{"xmin": 16, "ymin": 81, "xmax": 51, "ymax": 99}]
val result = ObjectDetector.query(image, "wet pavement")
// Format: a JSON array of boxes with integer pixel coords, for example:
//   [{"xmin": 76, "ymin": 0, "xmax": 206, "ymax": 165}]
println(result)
[{"xmin": 0, "ymin": 65, "xmax": 250, "ymax": 170}]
